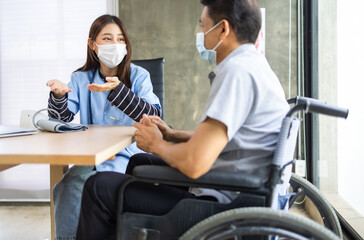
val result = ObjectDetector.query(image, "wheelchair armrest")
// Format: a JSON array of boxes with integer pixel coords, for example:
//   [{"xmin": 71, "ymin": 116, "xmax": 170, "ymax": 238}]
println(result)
[{"xmin": 132, "ymin": 165, "xmax": 262, "ymax": 189}]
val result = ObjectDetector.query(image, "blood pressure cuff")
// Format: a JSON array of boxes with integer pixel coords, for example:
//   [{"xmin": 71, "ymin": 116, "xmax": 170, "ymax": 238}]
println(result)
[{"xmin": 35, "ymin": 118, "xmax": 88, "ymax": 133}]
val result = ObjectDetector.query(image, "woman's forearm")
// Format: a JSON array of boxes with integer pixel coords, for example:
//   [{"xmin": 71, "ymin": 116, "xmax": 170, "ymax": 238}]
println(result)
[
  {"xmin": 107, "ymin": 82, "xmax": 161, "ymax": 122},
  {"xmin": 47, "ymin": 92, "xmax": 74, "ymax": 122}
]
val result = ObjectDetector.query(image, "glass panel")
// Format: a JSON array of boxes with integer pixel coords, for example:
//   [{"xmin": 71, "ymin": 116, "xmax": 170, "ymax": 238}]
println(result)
[
  {"xmin": 318, "ymin": 0, "xmax": 364, "ymax": 236},
  {"xmin": 259, "ymin": 0, "xmax": 299, "ymax": 99}
]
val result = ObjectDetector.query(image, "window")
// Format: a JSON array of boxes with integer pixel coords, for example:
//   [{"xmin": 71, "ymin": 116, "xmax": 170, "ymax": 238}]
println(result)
[
  {"xmin": 0, "ymin": 0, "xmax": 113, "ymax": 200},
  {"xmin": 317, "ymin": 0, "xmax": 364, "ymax": 236}
]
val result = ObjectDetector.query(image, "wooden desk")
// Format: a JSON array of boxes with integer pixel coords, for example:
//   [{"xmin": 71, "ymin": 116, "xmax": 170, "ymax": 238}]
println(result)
[{"xmin": 0, "ymin": 125, "xmax": 135, "ymax": 239}]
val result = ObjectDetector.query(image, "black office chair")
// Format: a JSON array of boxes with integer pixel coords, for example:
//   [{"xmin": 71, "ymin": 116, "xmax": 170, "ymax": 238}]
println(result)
[
  {"xmin": 131, "ymin": 58, "xmax": 165, "ymax": 118},
  {"xmin": 116, "ymin": 97, "xmax": 347, "ymax": 240}
]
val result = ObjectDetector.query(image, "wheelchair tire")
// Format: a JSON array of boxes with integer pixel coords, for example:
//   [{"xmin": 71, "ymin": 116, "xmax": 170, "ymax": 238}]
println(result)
[
  {"xmin": 179, "ymin": 207, "xmax": 341, "ymax": 240},
  {"xmin": 289, "ymin": 173, "xmax": 342, "ymax": 238}
]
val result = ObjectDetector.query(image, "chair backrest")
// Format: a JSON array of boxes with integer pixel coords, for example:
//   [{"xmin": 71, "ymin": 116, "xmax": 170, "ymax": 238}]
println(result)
[{"xmin": 131, "ymin": 58, "xmax": 165, "ymax": 117}]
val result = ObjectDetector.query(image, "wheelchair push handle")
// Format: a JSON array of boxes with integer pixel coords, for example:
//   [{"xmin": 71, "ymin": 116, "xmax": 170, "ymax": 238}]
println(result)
[{"xmin": 287, "ymin": 96, "xmax": 349, "ymax": 119}]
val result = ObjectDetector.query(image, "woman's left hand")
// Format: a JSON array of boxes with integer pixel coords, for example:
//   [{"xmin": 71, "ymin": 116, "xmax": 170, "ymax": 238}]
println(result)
[{"xmin": 87, "ymin": 76, "xmax": 120, "ymax": 92}]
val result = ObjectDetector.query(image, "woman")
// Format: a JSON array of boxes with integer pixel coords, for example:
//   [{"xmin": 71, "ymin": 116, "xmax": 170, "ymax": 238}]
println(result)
[{"xmin": 46, "ymin": 14, "xmax": 161, "ymax": 240}]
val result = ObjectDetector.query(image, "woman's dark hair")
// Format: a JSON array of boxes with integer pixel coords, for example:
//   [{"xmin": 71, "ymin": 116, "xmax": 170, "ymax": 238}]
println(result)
[
  {"xmin": 75, "ymin": 14, "xmax": 132, "ymax": 88},
  {"xmin": 200, "ymin": 0, "xmax": 261, "ymax": 44}
]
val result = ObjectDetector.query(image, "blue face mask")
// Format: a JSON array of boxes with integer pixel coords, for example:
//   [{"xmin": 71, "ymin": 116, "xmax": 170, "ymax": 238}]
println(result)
[{"xmin": 196, "ymin": 21, "xmax": 228, "ymax": 64}]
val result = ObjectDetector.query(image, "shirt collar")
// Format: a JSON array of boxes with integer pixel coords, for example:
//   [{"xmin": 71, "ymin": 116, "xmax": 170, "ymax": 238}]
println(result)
[{"xmin": 208, "ymin": 43, "xmax": 256, "ymax": 84}]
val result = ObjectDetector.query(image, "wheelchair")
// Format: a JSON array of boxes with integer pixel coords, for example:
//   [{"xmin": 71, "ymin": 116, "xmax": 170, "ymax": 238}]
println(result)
[
  {"xmin": 284, "ymin": 97, "xmax": 343, "ymax": 238},
  {"xmin": 116, "ymin": 96, "xmax": 348, "ymax": 240},
  {"xmin": 289, "ymin": 172, "xmax": 342, "ymax": 238}
]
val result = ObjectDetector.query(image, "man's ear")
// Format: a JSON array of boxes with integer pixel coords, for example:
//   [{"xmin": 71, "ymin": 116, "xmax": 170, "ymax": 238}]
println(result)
[{"xmin": 220, "ymin": 19, "xmax": 230, "ymax": 41}]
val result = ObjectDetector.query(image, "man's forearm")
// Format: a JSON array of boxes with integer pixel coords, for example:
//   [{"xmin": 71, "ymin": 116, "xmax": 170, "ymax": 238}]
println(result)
[
  {"xmin": 168, "ymin": 129, "xmax": 194, "ymax": 143},
  {"xmin": 150, "ymin": 140, "xmax": 203, "ymax": 179},
  {"xmin": 143, "ymin": 117, "xmax": 228, "ymax": 179}
]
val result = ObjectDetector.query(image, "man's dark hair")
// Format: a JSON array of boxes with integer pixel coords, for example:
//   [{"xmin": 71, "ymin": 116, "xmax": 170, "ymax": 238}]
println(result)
[{"xmin": 200, "ymin": 0, "xmax": 261, "ymax": 43}]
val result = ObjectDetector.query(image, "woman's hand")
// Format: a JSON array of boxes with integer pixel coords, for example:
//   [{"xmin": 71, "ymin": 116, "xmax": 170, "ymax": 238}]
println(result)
[
  {"xmin": 87, "ymin": 76, "xmax": 120, "ymax": 92},
  {"xmin": 46, "ymin": 79, "xmax": 72, "ymax": 99},
  {"xmin": 142, "ymin": 115, "xmax": 173, "ymax": 142},
  {"xmin": 134, "ymin": 114, "xmax": 163, "ymax": 153}
]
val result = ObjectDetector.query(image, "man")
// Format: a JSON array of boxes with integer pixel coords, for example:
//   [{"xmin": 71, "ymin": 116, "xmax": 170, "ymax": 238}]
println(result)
[{"xmin": 76, "ymin": 0, "xmax": 289, "ymax": 239}]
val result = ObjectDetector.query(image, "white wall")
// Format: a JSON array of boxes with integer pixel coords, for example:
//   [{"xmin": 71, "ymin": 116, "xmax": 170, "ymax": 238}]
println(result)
[
  {"xmin": 0, "ymin": 0, "xmax": 111, "ymax": 200},
  {"xmin": 337, "ymin": 0, "xmax": 364, "ymax": 216}
]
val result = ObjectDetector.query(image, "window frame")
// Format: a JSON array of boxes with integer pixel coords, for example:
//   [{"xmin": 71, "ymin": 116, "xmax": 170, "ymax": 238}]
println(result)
[{"xmin": 303, "ymin": 1, "xmax": 362, "ymax": 239}]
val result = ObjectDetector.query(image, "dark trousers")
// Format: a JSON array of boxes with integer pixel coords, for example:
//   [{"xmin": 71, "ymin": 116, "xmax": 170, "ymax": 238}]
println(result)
[{"xmin": 75, "ymin": 153, "xmax": 197, "ymax": 240}]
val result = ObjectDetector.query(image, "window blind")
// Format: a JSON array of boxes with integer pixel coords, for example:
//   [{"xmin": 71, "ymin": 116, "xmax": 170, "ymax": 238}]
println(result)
[{"xmin": 0, "ymin": 0, "xmax": 111, "ymax": 201}]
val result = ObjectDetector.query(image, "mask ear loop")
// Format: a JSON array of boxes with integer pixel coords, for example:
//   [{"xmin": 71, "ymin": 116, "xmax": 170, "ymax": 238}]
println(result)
[
  {"xmin": 32, "ymin": 108, "xmax": 61, "ymax": 130},
  {"xmin": 212, "ymin": 22, "xmax": 230, "ymax": 51},
  {"xmin": 205, "ymin": 20, "xmax": 223, "ymax": 35}
]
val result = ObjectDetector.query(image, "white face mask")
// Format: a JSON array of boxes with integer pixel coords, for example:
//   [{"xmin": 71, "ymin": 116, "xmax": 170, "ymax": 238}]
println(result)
[
  {"xmin": 196, "ymin": 21, "xmax": 228, "ymax": 65},
  {"xmin": 95, "ymin": 43, "xmax": 127, "ymax": 68}
]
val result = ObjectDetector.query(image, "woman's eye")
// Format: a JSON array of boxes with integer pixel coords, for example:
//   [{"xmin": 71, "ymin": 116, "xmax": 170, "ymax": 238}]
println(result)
[
  {"xmin": 103, "ymin": 37, "xmax": 111, "ymax": 41},
  {"xmin": 118, "ymin": 38, "xmax": 125, "ymax": 42}
]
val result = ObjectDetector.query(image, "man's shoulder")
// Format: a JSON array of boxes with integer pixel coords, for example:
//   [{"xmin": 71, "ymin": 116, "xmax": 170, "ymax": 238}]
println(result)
[
  {"xmin": 222, "ymin": 50, "xmax": 271, "ymax": 81},
  {"xmin": 215, "ymin": 56, "xmax": 255, "ymax": 84},
  {"xmin": 231, "ymin": 48, "xmax": 263, "ymax": 67}
]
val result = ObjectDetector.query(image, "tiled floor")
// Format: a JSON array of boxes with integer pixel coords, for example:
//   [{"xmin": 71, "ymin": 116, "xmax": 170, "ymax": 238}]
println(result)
[
  {"xmin": 2, "ymin": 199, "xmax": 362, "ymax": 240},
  {"xmin": 0, "ymin": 202, "xmax": 50, "ymax": 240},
  {"xmin": 0, "ymin": 201, "xmax": 315, "ymax": 240}
]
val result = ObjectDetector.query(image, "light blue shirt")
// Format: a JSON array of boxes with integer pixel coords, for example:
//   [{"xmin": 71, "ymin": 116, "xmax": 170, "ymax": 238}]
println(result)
[
  {"xmin": 66, "ymin": 64, "xmax": 161, "ymax": 173},
  {"xmin": 191, "ymin": 43, "xmax": 289, "ymax": 202}
]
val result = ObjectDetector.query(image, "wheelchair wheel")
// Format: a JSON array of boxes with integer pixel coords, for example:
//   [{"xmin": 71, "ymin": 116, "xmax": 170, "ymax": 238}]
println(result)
[
  {"xmin": 179, "ymin": 207, "xmax": 340, "ymax": 240},
  {"xmin": 289, "ymin": 173, "xmax": 342, "ymax": 238}
]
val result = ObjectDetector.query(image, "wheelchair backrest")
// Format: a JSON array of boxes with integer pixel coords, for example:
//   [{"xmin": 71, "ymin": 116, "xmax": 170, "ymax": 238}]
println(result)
[{"xmin": 270, "ymin": 116, "xmax": 300, "ymax": 208}]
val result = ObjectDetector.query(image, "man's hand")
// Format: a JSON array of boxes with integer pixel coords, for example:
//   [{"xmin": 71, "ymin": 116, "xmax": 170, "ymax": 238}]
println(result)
[
  {"xmin": 143, "ymin": 115, "xmax": 173, "ymax": 141},
  {"xmin": 46, "ymin": 79, "xmax": 72, "ymax": 99},
  {"xmin": 87, "ymin": 76, "xmax": 120, "ymax": 92},
  {"xmin": 134, "ymin": 114, "xmax": 163, "ymax": 153}
]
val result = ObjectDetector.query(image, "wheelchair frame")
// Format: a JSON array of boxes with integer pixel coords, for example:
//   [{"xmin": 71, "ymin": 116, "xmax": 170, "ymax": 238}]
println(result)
[
  {"xmin": 289, "ymin": 172, "xmax": 342, "ymax": 238},
  {"xmin": 116, "ymin": 96, "xmax": 348, "ymax": 240}
]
